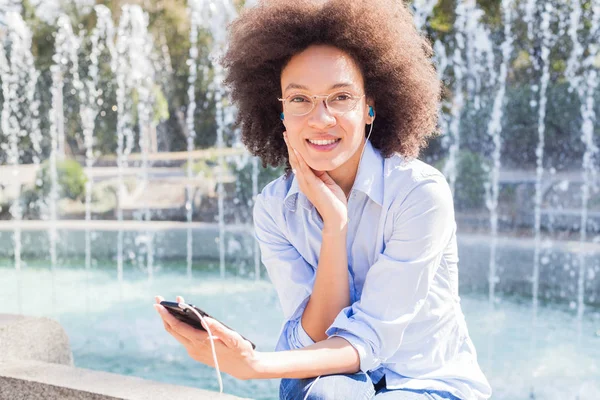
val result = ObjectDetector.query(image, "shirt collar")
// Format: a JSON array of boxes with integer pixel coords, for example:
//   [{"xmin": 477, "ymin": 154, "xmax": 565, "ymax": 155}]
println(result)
[{"xmin": 284, "ymin": 139, "xmax": 384, "ymax": 211}]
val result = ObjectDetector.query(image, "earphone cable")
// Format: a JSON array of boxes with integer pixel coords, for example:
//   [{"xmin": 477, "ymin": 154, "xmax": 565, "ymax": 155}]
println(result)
[{"xmin": 178, "ymin": 303, "xmax": 224, "ymax": 394}]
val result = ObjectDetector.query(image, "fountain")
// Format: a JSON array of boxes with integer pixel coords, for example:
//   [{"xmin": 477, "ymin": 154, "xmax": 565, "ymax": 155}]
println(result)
[{"xmin": 0, "ymin": 1, "xmax": 599, "ymax": 399}]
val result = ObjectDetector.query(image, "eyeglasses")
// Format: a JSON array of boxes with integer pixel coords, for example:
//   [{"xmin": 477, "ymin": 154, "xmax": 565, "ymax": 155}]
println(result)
[{"xmin": 278, "ymin": 92, "xmax": 365, "ymax": 116}]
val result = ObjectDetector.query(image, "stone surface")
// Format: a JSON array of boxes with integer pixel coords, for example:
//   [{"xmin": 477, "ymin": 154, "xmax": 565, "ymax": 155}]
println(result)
[
  {"xmin": 0, "ymin": 360, "xmax": 247, "ymax": 400},
  {"xmin": 0, "ymin": 314, "xmax": 73, "ymax": 366}
]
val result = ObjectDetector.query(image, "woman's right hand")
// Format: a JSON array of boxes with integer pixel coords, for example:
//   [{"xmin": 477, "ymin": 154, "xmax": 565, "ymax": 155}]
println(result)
[{"xmin": 283, "ymin": 132, "xmax": 348, "ymax": 233}]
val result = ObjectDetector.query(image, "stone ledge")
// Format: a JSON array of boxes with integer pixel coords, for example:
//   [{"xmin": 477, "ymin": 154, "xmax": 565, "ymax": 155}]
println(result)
[
  {"xmin": 0, "ymin": 360, "xmax": 247, "ymax": 400},
  {"xmin": 0, "ymin": 314, "xmax": 73, "ymax": 366}
]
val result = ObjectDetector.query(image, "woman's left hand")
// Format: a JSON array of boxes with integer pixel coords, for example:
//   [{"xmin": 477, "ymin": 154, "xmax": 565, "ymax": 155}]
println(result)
[{"xmin": 154, "ymin": 295, "xmax": 260, "ymax": 380}]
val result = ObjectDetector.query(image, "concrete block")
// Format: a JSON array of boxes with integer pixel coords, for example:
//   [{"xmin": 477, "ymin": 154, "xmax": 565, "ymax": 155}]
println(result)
[{"xmin": 0, "ymin": 314, "xmax": 73, "ymax": 366}]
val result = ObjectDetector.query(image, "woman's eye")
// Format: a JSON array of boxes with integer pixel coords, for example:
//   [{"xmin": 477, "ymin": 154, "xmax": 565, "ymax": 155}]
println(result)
[
  {"xmin": 290, "ymin": 95, "xmax": 309, "ymax": 103},
  {"xmin": 332, "ymin": 93, "xmax": 352, "ymax": 101}
]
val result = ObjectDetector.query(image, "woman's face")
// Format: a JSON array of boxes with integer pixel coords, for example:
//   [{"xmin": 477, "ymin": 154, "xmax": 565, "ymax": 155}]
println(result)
[{"xmin": 280, "ymin": 45, "xmax": 373, "ymax": 173}]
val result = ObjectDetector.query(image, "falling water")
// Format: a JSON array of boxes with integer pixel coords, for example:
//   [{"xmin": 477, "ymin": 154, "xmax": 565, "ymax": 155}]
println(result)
[
  {"xmin": 0, "ymin": 13, "xmax": 40, "ymax": 273},
  {"xmin": 186, "ymin": 0, "xmax": 201, "ymax": 280},
  {"xmin": 252, "ymin": 156, "xmax": 260, "ymax": 280},
  {"xmin": 411, "ymin": 0, "xmax": 438, "ymax": 31},
  {"xmin": 433, "ymin": 40, "xmax": 450, "ymax": 172},
  {"xmin": 114, "ymin": 5, "xmax": 143, "ymax": 281},
  {"xmin": 571, "ymin": 0, "xmax": 600, "ymax": 330},
  {"xmin": 201, "ymin": 0, "xmax": 238, "ymax": 279},
  {"xmin": 444, "ymin": 0, "xmax": 467, "ymax": 193},
  {"xmin": 527, "ymin": 4, "xmax": 554, "ymax": 397},
  {"xmin": 531, "ymin": 3, "xmax": 553, "ymax": 327},
  {"xmin": 81, "ymin": 5, "xmax": 115, "ymax": 271},
  {"xmin": 129, "ymin": 6, "xmax": 156, "ymax": 279},
  {"xmin": 485, "ymin": 0, "xmax": 514, "ymax": 308},
  {"xmin": 50, "ymin": 15, "xmax": 83, "ymax": 270},
  {"xmin": 54, "ymin": 15, "xmax": 83, "ymax": 161},
  {"xmin": 461, "ymin": 0, "xmax": 486, "ymax": 112},
  {"xmin": 0, "ymin": 42, "xmax": 19, "ymax": 312}
]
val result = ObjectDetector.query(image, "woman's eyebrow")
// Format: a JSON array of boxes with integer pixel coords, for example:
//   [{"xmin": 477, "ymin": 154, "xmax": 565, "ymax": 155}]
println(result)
[{"xmin": 283, "ymin": 82, "xmax": 356, "ymax": 92}]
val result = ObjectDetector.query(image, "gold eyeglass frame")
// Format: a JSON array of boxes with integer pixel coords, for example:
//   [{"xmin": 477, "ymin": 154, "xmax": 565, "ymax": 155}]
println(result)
[{"xmin": 277, "ymin": 92, "xmax": 366, "ymax": 116}]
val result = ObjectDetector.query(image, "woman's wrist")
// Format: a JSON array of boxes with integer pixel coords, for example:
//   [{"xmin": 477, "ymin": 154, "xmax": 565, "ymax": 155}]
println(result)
[
  {"xmin": 322, "ymin": 216, "xmax": 349, "ymax": 235},
  {"xmin": 250, "ymin": 351, "xmax": 282, "ymax": 379}
]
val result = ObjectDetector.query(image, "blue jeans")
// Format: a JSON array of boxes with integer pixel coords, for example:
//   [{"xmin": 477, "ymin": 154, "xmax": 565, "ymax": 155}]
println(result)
[{"xmin": 279, "ymin": 373, "xmax": 462, "ymax": 400}]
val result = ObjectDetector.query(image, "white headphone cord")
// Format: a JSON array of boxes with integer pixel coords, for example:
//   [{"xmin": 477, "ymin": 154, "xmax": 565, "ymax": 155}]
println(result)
[
  {"xmin": 303, "ymin": 375, "xmax": 321, "ymax": 400},
  {"xmin": 361, "ymin": 120, "xmax": 374, "ymax": 161},
  {"xmin": 179, "ymin": 303, "xmax": 224, "ymax": 394}
]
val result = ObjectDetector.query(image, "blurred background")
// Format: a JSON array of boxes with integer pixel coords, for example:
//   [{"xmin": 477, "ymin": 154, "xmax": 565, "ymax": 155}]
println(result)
[{"xmin": 0, "ymin": 0, "xmax": 599, "ymax": 399}]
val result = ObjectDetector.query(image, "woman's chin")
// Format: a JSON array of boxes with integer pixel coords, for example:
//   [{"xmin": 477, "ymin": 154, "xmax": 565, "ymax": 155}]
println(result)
[{"xmin": 305, "ymin": 160, "xmax": 338, "ymax": 173}]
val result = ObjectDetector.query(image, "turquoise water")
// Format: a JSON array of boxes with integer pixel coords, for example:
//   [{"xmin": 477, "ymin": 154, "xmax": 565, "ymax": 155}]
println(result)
[{"xmin": 1, "ymin": 265, "xmax": 599, "ymax": 400}]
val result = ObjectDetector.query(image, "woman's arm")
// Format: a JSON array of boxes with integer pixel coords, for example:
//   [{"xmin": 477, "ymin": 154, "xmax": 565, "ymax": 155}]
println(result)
[
  {"xmin": 255, "ymin": 336, "xmax": 359, "ymax": 379},
  {"xmin": 300, "ymin": 226, "xmax": 350, "ymax": 342},
  {"xmin": 155, "ymin": 298, "xmax": 360, "ymax": 380},
  {"xmin": 283, "ymin": 133, "xmax": 352, "ymax": 343}
]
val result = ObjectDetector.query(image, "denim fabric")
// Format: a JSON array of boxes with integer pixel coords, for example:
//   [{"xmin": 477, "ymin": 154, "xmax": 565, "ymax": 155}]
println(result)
[
  {"xmin": 280, "ymin": 373, "xmax": 375, "ymax": 400},
  {"xmin": 279, "ymin": 373, "xmax": 463, "ymax": 400}
]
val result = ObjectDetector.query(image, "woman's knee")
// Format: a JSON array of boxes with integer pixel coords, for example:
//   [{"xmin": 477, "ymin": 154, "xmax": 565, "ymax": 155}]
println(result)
[{"xmin": 280, "ymin": 373, "xmax": 375, "ymax": 400}]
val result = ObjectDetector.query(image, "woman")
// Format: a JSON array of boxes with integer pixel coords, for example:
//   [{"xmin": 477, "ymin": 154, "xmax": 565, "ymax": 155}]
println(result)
[{"xmin": 154, "ymin": 0, "xmax": 492, "ymax": 399}]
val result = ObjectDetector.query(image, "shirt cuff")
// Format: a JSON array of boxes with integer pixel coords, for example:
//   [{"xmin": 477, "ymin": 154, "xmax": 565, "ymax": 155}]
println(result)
[
  {"xmin": 326, "ymin": 310, "xmax": 383, "ymax": 372},
  {"xmin": 327, "ymin": 330, "xmax": 381, "ymax": 372},
  {"xmin": 288, "ymin": 317, "xmax": 316, "ymax": 348}
]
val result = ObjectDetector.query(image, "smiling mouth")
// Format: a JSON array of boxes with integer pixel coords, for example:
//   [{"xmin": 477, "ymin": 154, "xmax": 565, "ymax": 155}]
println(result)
[
  {"xmin": 306, "ymin": 138, "xmax": 341, "ymax": 146},
  {"xmin": 305, "ymin": 138, "xmax": 341, "ymax": 152}
]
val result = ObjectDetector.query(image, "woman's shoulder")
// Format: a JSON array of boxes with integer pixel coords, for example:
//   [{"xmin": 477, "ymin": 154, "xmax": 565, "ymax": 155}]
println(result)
[
  {"xmin": 382, "ymin": 153, "xmax": 453, "ymax": 207},
  {"xmin": 384, "ymin": 152, "xmax": 446, "ymax": 182},
  {"xmin": 256, "ymin": 171, "xmax": 293, "ymax": 205}
]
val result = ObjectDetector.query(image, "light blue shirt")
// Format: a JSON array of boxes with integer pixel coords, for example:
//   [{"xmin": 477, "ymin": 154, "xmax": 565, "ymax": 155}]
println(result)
[{"xmin": 253, "ymin": 140, "xmax": 492, "ymax": 400}]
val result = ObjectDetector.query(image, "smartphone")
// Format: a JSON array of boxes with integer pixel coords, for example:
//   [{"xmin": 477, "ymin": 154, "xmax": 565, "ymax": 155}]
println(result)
[{"xmin": 160, "ymin": 301, "xmax": 256, "ymax": 349}]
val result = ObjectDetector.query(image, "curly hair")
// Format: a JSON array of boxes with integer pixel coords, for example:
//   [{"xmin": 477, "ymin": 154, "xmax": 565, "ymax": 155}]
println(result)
[{"xmin": 222, "ymin": 0, "xmax": 441, "ymax": 168}]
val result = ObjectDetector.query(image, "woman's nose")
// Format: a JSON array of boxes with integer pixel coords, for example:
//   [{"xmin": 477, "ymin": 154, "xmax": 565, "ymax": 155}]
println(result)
[{"xmin": 307, "ymin": 100, "xmax": 336, "ymax": 129}]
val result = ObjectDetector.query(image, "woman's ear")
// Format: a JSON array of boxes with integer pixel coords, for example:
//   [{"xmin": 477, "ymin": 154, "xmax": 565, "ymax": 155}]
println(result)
[
  {"xmin": 367, "ymin": 104, "xmax": 375, "ymax": 123},
  {"xmin": 366, "ymin": 97, "xmax": 375, "ymax": 123}
]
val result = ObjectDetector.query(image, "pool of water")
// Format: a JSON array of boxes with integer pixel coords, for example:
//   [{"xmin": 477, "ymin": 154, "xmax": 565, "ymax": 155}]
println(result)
[{"xmin": 1, "ymin": 266, "xmax": 599, "ymax": 400}]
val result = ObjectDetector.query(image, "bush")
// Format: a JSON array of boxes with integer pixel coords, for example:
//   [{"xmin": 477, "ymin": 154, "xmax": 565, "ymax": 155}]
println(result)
[
  {"xmin": 181, "ymin": 158, "xmax": 218, "ymax": 178},
  {"xmin": 232, "ymin": 158, "xmax": 285, "ymax": 222},
  {"xmin": 37, "ymin": 159, "xmax": 87, "ymax": 201},
  {"xmin": 436, "ymin": 150, "xmax": 489, "ymax": 211}
]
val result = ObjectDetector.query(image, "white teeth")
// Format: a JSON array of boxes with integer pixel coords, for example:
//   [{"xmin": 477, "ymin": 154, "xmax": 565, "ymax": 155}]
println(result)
[{"xmin": 308, "ymin": 139, "xmax": 339, "ymax": 146}]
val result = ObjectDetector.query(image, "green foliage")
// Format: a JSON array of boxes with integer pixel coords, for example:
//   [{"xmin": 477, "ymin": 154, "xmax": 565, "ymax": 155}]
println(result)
[
  {"xmin": 3, "ymin": 0, "xmax": 599, "ymax": 172},
  {"xmin": 182, "ymin": 157, "xmax": 219, "ymax": 178},
  {"xmin": 36, "ymin": 159, "xmax": 88, "ymax": 201},
  {"xmin": 436, "ymin": 150, "xmax": 489, "ymax": 211},
  {"xmin": 233, "ymin": 159, "xmax": 285, "ymax": 217},
  {"xmin": 153, "ymin": 85, "xmax": 170, "ymax": 124}
]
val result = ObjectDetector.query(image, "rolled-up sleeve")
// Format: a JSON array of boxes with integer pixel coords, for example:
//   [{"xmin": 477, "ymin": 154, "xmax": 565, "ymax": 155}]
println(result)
[
  {"xmin": 326, "ymin": 176, "xmax": 455, "ymax": 372},
  {"xmin": 253, "ymin": 193, "xmax": 316, "ymax": 349}
]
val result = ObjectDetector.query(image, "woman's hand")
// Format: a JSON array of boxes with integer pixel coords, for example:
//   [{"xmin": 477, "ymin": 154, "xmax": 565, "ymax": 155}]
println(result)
[
  {"xmin": 283, "ymin": 132, "xmax": 348, "ymax": 232},
  {"xmin": 154, "ymin": 295, "xmax": 260, "ymax": 380}
]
